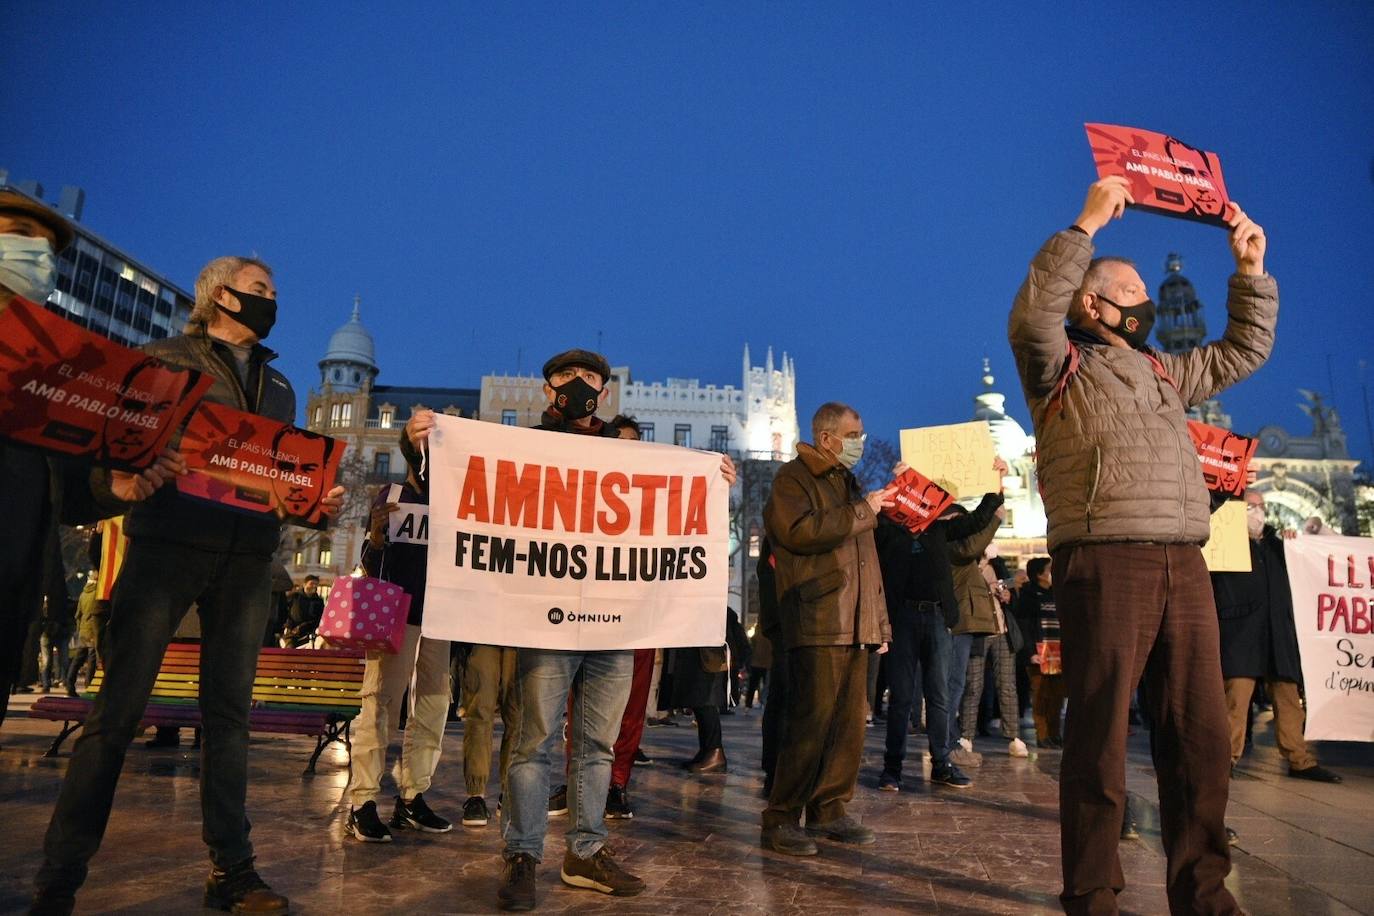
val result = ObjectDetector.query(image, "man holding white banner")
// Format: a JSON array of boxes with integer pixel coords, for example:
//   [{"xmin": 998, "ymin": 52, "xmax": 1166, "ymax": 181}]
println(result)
[
  {"xmin": 409, "ymin": 349, "xmax": 734, "ymax": 911},
  {"xmin": 1211, "ymin": 491, "xmax": 1341, "ymax": 782}
]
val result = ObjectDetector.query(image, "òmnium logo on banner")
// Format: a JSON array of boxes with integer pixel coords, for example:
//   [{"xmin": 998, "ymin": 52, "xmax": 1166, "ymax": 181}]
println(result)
[{"xmin": 422, "ymin": 415, "xmax": 728, "ymax": 651}]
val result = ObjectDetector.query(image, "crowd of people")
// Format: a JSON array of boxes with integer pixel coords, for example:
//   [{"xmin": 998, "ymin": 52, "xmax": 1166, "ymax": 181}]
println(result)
[{"xmin": 0, "ymin": 175, "xmax": 1350, "ymax": 916}]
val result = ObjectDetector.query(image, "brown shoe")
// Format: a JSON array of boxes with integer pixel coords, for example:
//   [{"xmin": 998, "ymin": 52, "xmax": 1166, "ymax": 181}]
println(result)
[
  {"xmin": 687, "ymin": 748, "xmax": 727, "ymax": 774},
  {"xmin": 204, "ymin": 860, "xmax": 289, "ymax": 914},
  {"xmin": 560, "ymin": 847, "xmax": 645, "ymax": 896}
]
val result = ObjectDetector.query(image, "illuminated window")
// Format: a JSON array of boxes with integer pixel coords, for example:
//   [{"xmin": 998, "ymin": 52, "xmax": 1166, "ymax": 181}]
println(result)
[{"xmin": 319, "ymin": 538, "xmax": 332, "ymax": 567}]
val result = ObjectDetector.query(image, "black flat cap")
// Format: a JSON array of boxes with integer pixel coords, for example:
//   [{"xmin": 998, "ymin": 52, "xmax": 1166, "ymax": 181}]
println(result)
[{"xmin": 542, "ymin": 348, "xmax": 611, "ymax": 383}]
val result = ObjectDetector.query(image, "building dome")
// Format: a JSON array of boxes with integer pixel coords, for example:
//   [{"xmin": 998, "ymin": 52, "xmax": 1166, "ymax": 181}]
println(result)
[
  {"xmin": 319, "ymin": 297, "xmax": 379, "ymax": 394},
  {"xmin": 323, "ymin": 297, "xmax": 376, "ymax": 369},
  {"xmin": 973, "ymin": 359, "xmax": 1033, "ymax": 461}
]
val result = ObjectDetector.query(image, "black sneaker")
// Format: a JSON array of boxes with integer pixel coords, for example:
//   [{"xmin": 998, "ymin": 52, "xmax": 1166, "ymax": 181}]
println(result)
[
  {"xmin": 878, "ymin": 771, "xmax": 900, "ymax": 792},
  {"xmin": 203, "ymin": 858, "xmax": 289, "ymax": 914},
  {"xmin": 560, "ymin": 847, "xmax": 645, "ymax": 896},
  {"xmin": 391, "ymin": 793, "xmax": 452, "ymax": 833},
  {"xmin": 930, "ymin": 764, "xmax": 973, "ymax": 788},
  {"xmin": 549, "ymin": 785, "xmax": 569, "ymax": 817},
  {"xmin": 1289, "ymin": 765, "xmax": 1343, "ymax": 783},
  {"xmin": 633, "ymin": 748, "xmax": 653, "ymax": 765},
  {"xmin": 497, "ymin": 853, "xmax": 538, "ymax": 911},
  {"xmin": 760, "ymin": 823, "xmax": 818, "ymax": 856},
  {"xmin": 462, "ymin": 795, "xmax": 490, "ymax": 827},
  {"xmin": 348, "ymin": 801, "xmax": 393, "ymax": 843},
  {"xmin": 605, "ymin": 784, "xmax": 633, "ymax": 820}
]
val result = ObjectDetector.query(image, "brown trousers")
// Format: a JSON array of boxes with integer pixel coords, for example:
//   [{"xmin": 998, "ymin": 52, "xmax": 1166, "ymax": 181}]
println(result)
[
  {"xmin": 1054, "ymin": 544, "xmax": 1236, "ymax": 916},
  {"xmin": 1223, "ymin": 677, "xmax": 1315, "ymax": 770},
  {"xmin": 1030, "ymin": 668, "xmax": 1067, "ymax": 742},
  {"xmin": 462, "ymin": 645, "xmax": 520, "ymax": 797},
  {"xmin": 762, "ymin": 645, "xmax": 868, "ymax": 830}
]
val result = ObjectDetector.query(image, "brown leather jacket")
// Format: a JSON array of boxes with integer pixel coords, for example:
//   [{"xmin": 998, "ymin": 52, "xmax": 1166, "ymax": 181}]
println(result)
[
  {"xmin": 1009, "ymin": 229, "xmax": 1278, "ymax": 552},
  {"xmin": 763, "ymin": 443, "xmax": 890, "ymax": 649}
]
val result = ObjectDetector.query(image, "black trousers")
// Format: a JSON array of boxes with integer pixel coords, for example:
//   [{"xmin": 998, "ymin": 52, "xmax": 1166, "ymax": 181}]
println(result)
[
  {"xmin": 760, "ymin": 643, "xmax": 789, "ymax": 782},
  {"xmin": 37, "ymin": 538, "xmax": 273, "ymax": 894},
  {"xmin": 694, "ymin": 706, "xmax": 722, "ymax": 753}
]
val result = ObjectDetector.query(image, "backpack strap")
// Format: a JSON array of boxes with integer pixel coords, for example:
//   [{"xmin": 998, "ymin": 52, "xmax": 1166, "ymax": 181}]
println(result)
[{"xmin": 1047, "ymin": 339, "xmax": 1181, "ymax": 419}]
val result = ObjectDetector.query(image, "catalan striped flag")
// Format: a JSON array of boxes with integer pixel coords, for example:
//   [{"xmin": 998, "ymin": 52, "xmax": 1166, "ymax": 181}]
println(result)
[{"xmin": 95, "ymin": 516, "xmax": 129, "ymax": 601}]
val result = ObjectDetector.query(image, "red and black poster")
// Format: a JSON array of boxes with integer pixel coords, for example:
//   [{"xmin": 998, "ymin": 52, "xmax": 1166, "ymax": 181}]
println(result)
[
  {"xmin": 0, "ymin": 298, "xmax": 212, "ymax": 469},
  {"xmin": 177, "ymin": 400, "xmax": 344, "ymax": 530},
  {"xmin": 882, "ymin": 467, "xmax": 955, "ymax": 534},
  {"xmin": 1188, "ymin": 420, "xmax": 1258, "ymax": 497},
  {"xmin": 1084, "ymin": 123, "xmax": 1233, "ymax": 226}
]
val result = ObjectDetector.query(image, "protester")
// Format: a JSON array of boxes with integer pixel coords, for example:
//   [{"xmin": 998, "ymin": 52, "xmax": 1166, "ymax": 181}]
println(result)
[
  {"xmin": 34, "ymin": 255, "xmax": 345, "ymax": 916},
  {"xmin": 397, "ymin": 349, "xmax": 736, "ymax": 911},
  {"xmin": 756, "ymin": 538, "xmax": 787, "ymax": 798},
  {"xmin": 345, "ymin": 470, "xmax": 455, "ymax": 842},
  {"xmin": 955, "ymin": 517, "xmax": 1027, "ymax": 758},
  {"xmin": 760, "ymin": 402, "xmax": 892, "ymax": 857},
  {"xmin": 1016, "ymin": 558, "xmax": 1065, "ymax": 748},
  {"xmin": 1212, "ymin": 491, "xmax": 1340, "ymax": 783},
  {"xmin": 281, "ymin": 575, "xmax": 324, "ymax": 647},
  {"xmin": 460, "ymin": 640, "xmax": 519, "ymax": 827},
  {"xmin": 0, "ymin": 191, "xmax": 155, "ymax": 729},
  {"xmin": 660, "ymin": 607, "xmax": 749, "ymax": 775},
  {"xmin": 64, "ymin": 577, "xmax": 103, "ymax": 696},
  {"xmin": 1009, "ymin": 176, "xmax": 1276, "ymax": 914},
  {"xmin": 745, "ymin": 626, "xmax": 772, "ymax": 710}
]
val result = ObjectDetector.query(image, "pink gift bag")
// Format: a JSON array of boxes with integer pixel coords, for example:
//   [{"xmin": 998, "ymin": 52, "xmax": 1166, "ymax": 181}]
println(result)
[{"xmin": 317, "ymin": 576, "xmax": 411, "ymax": 654}]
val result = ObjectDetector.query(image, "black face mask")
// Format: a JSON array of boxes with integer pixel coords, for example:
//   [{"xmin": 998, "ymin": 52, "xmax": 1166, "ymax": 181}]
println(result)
[
  {"xmin": 218, "ymin": 286, "xmax": 278, "ymax": 340},
  {"xmin": 551, "ymin": 376, "xmax": 601, "ymax": 421},
  {"xmin": 1096, "ymin": 294, "xmax": 1155, "ymax": 350}
]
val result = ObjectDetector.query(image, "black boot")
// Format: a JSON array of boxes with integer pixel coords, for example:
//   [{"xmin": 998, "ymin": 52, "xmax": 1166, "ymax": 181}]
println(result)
[{"xmin": 204, "ymin": 859, "xmax": 289, "ymax": 914}]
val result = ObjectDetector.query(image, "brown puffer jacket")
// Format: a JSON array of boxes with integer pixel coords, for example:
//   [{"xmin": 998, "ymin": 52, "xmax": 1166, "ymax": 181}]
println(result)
[
  {"xmin": 763, "ymin": 443, "xmax": 890, "ymax": 649},
  {"xmin": 948, "ymin": 512, "xmax": 1004, "ymax": 636},
  {"xmin": 1009, "ymin": 229, "xmax": 1278, "ymax": 552}
]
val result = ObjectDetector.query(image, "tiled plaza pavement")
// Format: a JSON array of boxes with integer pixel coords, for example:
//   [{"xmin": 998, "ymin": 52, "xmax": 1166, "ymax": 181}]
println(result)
[{"xmin": 1, "ymin": 696, "xmax": 1371, "ymax": 915}]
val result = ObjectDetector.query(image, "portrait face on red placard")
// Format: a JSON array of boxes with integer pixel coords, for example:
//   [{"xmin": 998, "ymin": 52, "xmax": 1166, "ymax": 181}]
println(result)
[
  {"xmin": 269, "ymin": 426, "xmax": 334, "ymax": 522},
  {"xmin": 98, "ymin": 358, "xmax": 197, "ymax": 466},
  {"xmin": 1163, "ymin": 136, "xmax": 1226, "ymax": 218}
]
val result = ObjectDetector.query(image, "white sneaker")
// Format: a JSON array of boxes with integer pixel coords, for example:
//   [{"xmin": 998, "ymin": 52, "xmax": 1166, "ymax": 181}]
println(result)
[
  {"xmin": 1008, "ymin": 738, "xmax": 1029, "ymax": 757},
  {"xmin": 957, "ymin": 737, "xmax": 973, "ymax": 752}
]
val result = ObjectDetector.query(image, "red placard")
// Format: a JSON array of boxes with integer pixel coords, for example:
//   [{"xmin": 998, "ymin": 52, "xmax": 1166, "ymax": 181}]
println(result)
[
  {"xmin": 1084, "ymin": 123, "xmax": 1232, "ymax": 226},
  {"xmin": 1188, "ymin": 421, "xmax": 1258, "ymax": 497},
  {"xmin": 1036, "ymin": 640, "xmax": 1062, "ymax": 676},
  {"xmin": 0, "ymin": 298, "xmax": 212, "ymax": 469},
  {"xmin": 882, "ymin": 467, "xmax": 956, "ymax": 534},
  {"xmin": 177, "ymin": 400, "xmax": 345, "ymax": 530}
]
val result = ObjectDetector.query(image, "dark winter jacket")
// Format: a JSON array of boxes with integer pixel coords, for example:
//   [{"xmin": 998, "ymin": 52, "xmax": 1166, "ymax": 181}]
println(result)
[
  {"xmin": 113, "ymin": 326, "xmax": 297, "ymax": 556},
  {"xmin": 1211, "ymin": 526, "xmax": 1303, "ymax": 682},
  {"xmin": 874, "ymin": 493, "xmax": 1004, "ymax": 631},
  {"xmin": 661, "ymin": 608, "xmax": 750, "ymax": 709}
]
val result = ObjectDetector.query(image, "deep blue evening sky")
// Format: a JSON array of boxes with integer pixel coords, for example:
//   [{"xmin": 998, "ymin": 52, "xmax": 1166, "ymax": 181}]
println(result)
[{"xmin": 7, "ymin": 3, "xmax": 1374, "ymax": 469}]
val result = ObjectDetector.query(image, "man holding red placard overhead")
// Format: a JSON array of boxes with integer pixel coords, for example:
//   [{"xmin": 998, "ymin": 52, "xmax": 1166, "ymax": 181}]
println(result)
[{"xmin": 1009, "ymin": 175, "xmax": 1275, "ymax": 915}]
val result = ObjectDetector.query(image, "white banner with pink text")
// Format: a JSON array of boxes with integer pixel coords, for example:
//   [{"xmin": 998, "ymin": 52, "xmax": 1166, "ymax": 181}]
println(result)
[
  {"xmin": 1285, "ymin": 533, "xmax": 1374, "ymax": 742},
  {"xmin": 422, "ymin": 414, "xmax": 729, "ymax": 650}
]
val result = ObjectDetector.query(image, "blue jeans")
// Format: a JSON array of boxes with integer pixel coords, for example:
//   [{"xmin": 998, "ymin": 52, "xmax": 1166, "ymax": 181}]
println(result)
[
  {"xmin": 883, "ymin": 602, "xmax": 952, "ymax": 773},
  {"xmin": 502, "ymin": 648, "xmax": 633, "ymax": 861},
  {"xmin": 944, "ymin": 632, "xmax": 975, "ymax": 757}
]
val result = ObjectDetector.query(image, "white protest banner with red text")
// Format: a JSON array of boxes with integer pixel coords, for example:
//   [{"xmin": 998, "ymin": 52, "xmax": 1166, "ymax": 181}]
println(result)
[
  {"xmin": 423, "ymin": 415, "xmax": 729, "ymax": 650},
  {"xmin": 1284, "ymin": 533, "xmax": 1374, "ymax": 742}
]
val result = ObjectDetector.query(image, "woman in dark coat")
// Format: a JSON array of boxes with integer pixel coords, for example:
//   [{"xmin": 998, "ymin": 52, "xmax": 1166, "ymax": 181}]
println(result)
[{"xmin": 660, "ymin": 608, "xmax": 749, "ymax": 773}]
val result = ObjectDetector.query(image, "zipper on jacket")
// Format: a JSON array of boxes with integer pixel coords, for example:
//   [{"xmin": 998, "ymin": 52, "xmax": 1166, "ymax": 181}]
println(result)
[{"xmin": 1085, "ymin": 445, "xmax": 1101, "ymax": 534}]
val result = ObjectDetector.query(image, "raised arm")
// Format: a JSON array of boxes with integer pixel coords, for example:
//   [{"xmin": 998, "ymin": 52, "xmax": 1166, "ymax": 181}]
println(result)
[{"xmin": 1158, "ymin": 204, "xmax": 1277, "ymax": 406}]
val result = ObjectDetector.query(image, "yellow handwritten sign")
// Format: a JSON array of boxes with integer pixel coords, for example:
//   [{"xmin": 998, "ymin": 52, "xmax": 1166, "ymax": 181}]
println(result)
[
  {"xmin": 1202, "ymin": 500, "xmax": 1252, "ymax": 572},
  {"xmin": 899, "ymin": 421, "xmax": 1000, "ymax": 498}
]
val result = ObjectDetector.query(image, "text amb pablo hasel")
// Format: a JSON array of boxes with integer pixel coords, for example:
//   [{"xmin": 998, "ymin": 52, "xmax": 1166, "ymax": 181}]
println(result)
[{"xmin": 444, "ymin": 456, "xmax": 717, "ymax": 583}]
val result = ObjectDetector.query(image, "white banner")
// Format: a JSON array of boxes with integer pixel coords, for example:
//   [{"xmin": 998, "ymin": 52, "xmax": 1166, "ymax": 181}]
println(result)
[
  {"xmin": 386, "ymin": 484, "xmax": 429, "ymax": 545},
  {"xmin": 422, "ymin": 415, "xmax": 729, "ymax": 650},
  {"xmin": 1285, "ymin": 533, "xmax": 1374, "ymax": 742}
]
